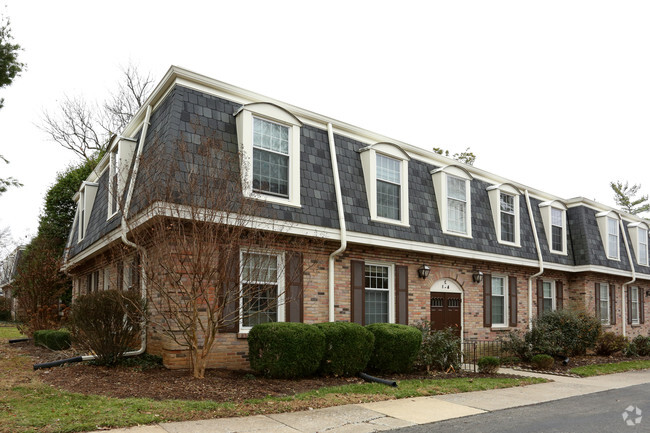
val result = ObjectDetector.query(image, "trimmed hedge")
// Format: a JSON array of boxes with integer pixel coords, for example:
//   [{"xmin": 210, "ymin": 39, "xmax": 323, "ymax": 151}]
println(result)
[
  {"xmin": 34, "ymin": 329, "xmax": 71, "ymax": 351},
  {"xmin": 531, "ymin": 354, "xmax": 554, "ymax": 370},
  {"xmin": 366, "ymin": 323, "xmax": 422, "ymax": 374},
  {"xmin": 248, "ymin": 322, "xmax": 326, "ymax": 378},
  {"xmin": 477, "ymin": 356, "xmax": 500, "ymax": 374},
  {"xmin": 314, "ymin": 322, "xmax": 375, "ymax": 376}
]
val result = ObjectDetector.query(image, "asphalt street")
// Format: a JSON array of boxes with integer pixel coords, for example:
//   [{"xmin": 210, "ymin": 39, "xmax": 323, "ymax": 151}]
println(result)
[{"xmin": 389, "ymin": 383, "xmax": 650, "ymax": 433}]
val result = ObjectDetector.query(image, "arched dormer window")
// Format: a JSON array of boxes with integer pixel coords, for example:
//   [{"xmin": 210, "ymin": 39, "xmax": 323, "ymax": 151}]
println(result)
[
  {"xmin": 359, "ymin": 142, "xmax": 410, "ymax": 226},
  {"xmin": 487, "ymin": 183, "xmax": 522, "ymax": 246},
  {"xmin": 431, "ymin": 165, "xmax": 473, "ymax": 237},
  {"xmin": 628, "ymin": 221, "xmax": 649, "ymax": 266},
  {"xmin": 234, "ymin": 102, "xmax": 302, "ymax": 208},
  {"xmin": 539, "ymin": 200, "xmax": 568, "ymax": 255},
  {"xmin": 596, "ymin": 210, "xmax": 621, "ymax": 261}
]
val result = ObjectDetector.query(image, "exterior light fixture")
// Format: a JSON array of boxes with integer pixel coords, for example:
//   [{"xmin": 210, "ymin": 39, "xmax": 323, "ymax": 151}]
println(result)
[
  {"xmin": 472, "ymin": 270, "xmax": 484, "ymax": 284},
  {"xmin": 417, "ymin": 264, "xmax": 431, "ymax": 279}
]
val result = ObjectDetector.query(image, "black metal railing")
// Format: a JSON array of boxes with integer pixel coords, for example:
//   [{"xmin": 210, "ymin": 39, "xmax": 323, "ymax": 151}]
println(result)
[{"xmin": 462, "ymin": 340, "xmax": 508, "ymax": 372}]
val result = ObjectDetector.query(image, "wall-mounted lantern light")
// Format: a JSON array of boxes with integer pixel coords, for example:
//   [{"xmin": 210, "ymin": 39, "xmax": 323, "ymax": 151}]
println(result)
[
  {"xmin": 472, "ymin": 270, "xmax": 484, "ymax": 284},
  {"xmin": 417, "ymin": 264, "xmax": 431, "ymax": 279}
]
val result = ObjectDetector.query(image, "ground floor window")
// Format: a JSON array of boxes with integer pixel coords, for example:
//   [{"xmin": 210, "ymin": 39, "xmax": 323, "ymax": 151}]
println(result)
[
  {"xmin": 491, "ymin": 276, "xmax": 507, "ymax": 326},
  {"xmin": 631, "ymin": 286, "xmax": 640, "ymax": 325},
  {"xmin": 365, "ymin": 264, "xmax": 391, "ymax": 325},
  {"xmin": 542, "ymin": 281, "xmax": 555, "ymax": 312},
  {"xmin": 240, "ymin": 251, "xmax": 284, "ymax": 330},
  {"xmin": 599, "ymin": 283, "xmax": 610, "ymax": 325}
]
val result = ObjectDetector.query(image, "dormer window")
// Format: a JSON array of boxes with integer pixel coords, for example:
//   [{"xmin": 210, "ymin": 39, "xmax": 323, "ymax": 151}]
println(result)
[
  {"xmin": 628, "ymin": 222, "xmax": 649, "ymax": 266},
  {"xmin": 107, "ymin": 137, "xmax": 136, "ymax": 219},
  {"xmin": 431, "ymin": 165, "xmax": 472, "ymax": 237},
  {"xmin": 359, "ymin": 143, "xmax": 410, "ymax": 226},
  {"xmin": 539, "ymin": 200, "xmax": 567, "ymax": 255},
  {"xmin": 487, "ymin": 183, "xmax": 521, "ymax": 246},
  {"xmin": 109, "ymin": 148, "xmax": 119, "ymax": 215},
  {"xmin": 596, "ymin": 211, "xmax": 620, "ymax": 261},
  {"xmin": 77, "ymin": 182, "xmax": 98, "ymax": 243},
  {"xmin": 235, "ymin": 102, "xmax": 302, "ymax": 208}
]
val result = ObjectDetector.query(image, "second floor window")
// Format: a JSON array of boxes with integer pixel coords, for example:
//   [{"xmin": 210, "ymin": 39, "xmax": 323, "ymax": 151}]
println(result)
[
  {"xmin": 607, "ymin": 217, "xmax": 619, "ymax": 259},
  {"xmin": 551, "ymin": 208, "xmax": 563, "ymax": 252},
  {"xmin": 110, "ymin": 149, "xmax": 119, "ymax": 215},
  {"xmin": 639, "ymin": 227, "xmax": 648, "ymax": 265},
  {"xmin": 447, "ymin": 175, "xmax": 468, "ymax": 234},
  {"xmin": 376, "ymin": 154, "xmax": 401, "ymax": 220},
  {"xmin": 500, "ymin": 193, "xmax": 515, "ymax": 243},
  {"xmin": 252, "ymin": 117, "xmax": 289, "ymax": 198}
]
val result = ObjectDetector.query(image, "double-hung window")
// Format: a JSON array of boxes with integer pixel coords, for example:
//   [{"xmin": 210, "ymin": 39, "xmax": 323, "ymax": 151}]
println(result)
[
  {"xmin": 252, "ymin": 117, "xmax": 290, "ymax": 198},
  {"xmin": 365, "ymin": 264, "xmax": 391, "ymax": 325},
  {"xmin": 551, "ymin": 208, "xmax": 564, "ymax": 252},
  {"xmin": 376, "ymin": 154, "xmax": 401, "ymax": 220},
  {"xmin": 447, "ymin": 175, "xmax": 468, "ymax": 234},
  {"xmin": 78, "ymin": 189, "xmax": 86, "ymax": 241},
  {"xmin": 542, "ymin": 281, "xmax": 555, "ymax": 312},
  {"xmin": 631, "ymin": 286, "xmax": 640, "ymax": 325},
  {"xmin": 109, "ymin": 149, "xmax": 119, "ymax": 215},
  {"xmin": 599, "ymin": 283, "xmax": 610, "ymax": 325},
  {"xmin": 491, "ymin": 276, "xmax": 507, "ymax": 326},
  {"xmin": 607, "ymin": 217, "xmax": 619, "ymax": 259},
  {"xmin": 500, "ymin": 193, "xmax": 515, "ymax": 243},
  {"xmin": 240, "ymin": 252, "xmax": 284, "ymax": 330},
  {"xmin": 639, "ymin": 227, "xmax": 648, "ymax": 266}
]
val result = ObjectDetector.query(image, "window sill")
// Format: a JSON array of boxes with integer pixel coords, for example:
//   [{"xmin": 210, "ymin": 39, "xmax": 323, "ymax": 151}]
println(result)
[
  {"xmin": 490, "ymin": 326, "xmax": 512, "ymax": 331},
  {"xmin": 370, "ymin": 216, "xmax": 410, "ymax": 228},
  {"xmin": 443, "ymin": 230, "xmax": 473, "ymax": 239},
  {"xmin": 237, "ymin": 332, "xmax": 249, "ymax": 339},
  {"xmin": 497, "ymin": 240, "xmax": 521, "ymax": 248},
  {"xmin": 247, "ymin": 191, "xmax": 301, "ymax": 208}
]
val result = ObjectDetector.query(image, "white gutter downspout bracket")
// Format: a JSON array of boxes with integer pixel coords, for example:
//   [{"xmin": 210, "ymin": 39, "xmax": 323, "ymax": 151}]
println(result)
[
  {"xmin": 525, "ymin": 190, "xmax": 544, "ymax": 330},
  {"xmin": 327, "ymin": 123, "xmax": 347, "ymax": 322}
]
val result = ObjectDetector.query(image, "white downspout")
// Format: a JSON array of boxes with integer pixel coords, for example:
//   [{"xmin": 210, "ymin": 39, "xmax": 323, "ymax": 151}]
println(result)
[
  {"xmin": 327, "ymin": 123, "xmax": 347, "ymax": 322},
  {"xmin": 81, "ymin": 105, "xmax": 152, "ymax": 362},
  {"xmin": 620, "ymin": 218, "xmax": 636, "ymax": 338},
  {"xmin": 525, "ymin": 190, "xmax": 544, "ymax": 330}
]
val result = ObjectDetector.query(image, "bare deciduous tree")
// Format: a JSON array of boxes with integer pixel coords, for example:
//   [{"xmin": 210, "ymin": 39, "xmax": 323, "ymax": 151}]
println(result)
[
  {"xmin": 40, "ymin": 63, "xmax": 154, "ymax": 162},
  {"xmin": 118, "ymin": 130, "xmax": 315, "ymax": 378}
]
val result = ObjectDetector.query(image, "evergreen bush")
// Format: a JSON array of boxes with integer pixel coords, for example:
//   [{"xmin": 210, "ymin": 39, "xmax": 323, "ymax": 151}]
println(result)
[
  {"xmin": 33, "ymin": 329, "xmax": 71, "ymax": 350},
  {"xmin": 625, "ymin": 335, "xmax": 650, "ymax": 357},
  {"xmin": 314, "ymin": 322, "xmax": 374, "ymax": 377},
  {"xmin": 477, "ymin": 356, "xmax": 500, "ymax": 373},
  {"xmin": 366, "ymin": 323, "xmax": 422, "ymax": 374},
  {"xmin": 248, "ymin": 322, "xmax": 325, "ymax": 378},
  {"xmin": 595, "ymin": 332, "xmax": 627, "ymax": 356},
  {"xmin": 531, "ymin": 354, "xmax": 554, "ymax": 369},
  {"xmin": 414, "ymin": 321, "xmax": 461, "ymax": 371}
]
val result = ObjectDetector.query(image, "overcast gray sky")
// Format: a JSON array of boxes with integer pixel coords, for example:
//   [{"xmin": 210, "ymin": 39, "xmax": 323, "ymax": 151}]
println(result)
[{"xmin": 1, "ymin": 0, "xmax": 649, "ymax": 254}]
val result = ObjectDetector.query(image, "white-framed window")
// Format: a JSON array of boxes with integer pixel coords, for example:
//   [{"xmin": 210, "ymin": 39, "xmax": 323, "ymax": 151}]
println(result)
[
  {"xmin": 86, "ymin": 271, "xmax": 99, "ymax": 294},
  {"xmin": 542, "ymin": 281, "xmax": 555, "ymax": 312},
  {"xmin": 628, "ymin": 222, "xmax": 649, "ymax": 266},
  {"xmin": 539, "ymin": 201, "xmax": 567, "ymax": 255},
  {"xmin": 78, "ymin": 189, "xmax": 86, "ymax": 242},
  {"xmin": 487, "ymin": 184, "xmax": 521, "ymax": 246},
  {"xmin": 235, "ymin": 103, "xmax": 302, "ymax": 208},
  {"xmin": 491, "ymin": 275, "xmax": 507, "ymax": 327},
  {"xmin": 599, "ymin": 282, "xmax": 610, "ymax": 325},
  {"xmin": 596, "ymin": 211, "xmax": 621, "ymax": 261},
  {"xmin": 364, "ymin": 263, "xmax": 394, "ymax": 325},
  {"xmin": 239, "ymin": 251, "xmax": 285, "ymax": 332},
  {"xmin": 432, "ymin": 165, "xmax": 473, "ymax": 237},
  {"xmin": 631, "ymin": 286, "xmax": 640, "ymax": 325},
  {"xmin": 76, "ymin": 182, "xmax": 98, "ymax": 243},
  {"xmin": 376, "ymin": 154, "xmax": 402, "ymax": 220},
  {"xmin": 500, "ymin": 193, "xmax": 516, "ymax": 243},
  {"xmin": 109, "ymin": 148, "xmax": 119, "ymax": 216},
  {"xmin": 607, "ymin": 217, "xmax": 619, "ymax": 259},
  {"xmin": 359, "ymin": 143, "xmax": 410, "ymax": 226}
]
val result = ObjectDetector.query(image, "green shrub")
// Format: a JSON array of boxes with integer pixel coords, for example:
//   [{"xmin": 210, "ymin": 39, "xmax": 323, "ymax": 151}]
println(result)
[
  {"xmin": 477, "ymin": 356, "xmax": 500, "ymax": 373},
  {"xmin": 69, "ymin": 290, "xmax": 145, "ymax": 366},
  {"xmin": 535, "ymin": 309, "xmax": 601, "ymax": 356},
  {"xmin": 248, "ymin": 322, "xmax": 325, "ymax": 378},
  {"xmin": 499, "ymin": 356, "xmax": 521, "ymax": 366},
  {"xmin": 366, "ymin": 323, "xmax": 422, "ymax": 374},
  {"xmin": 314, "ymin": 322, "xmax": 374, "ymax": 377},
  {"xmin": 414, "ymin": 321, "xmax": 461, "ymax": 372},
  {"xmin": 595, "ymin": 332, "xmax": 627, "ymax": 356},
  {"xmin": 531, "ymin": 354, "xmax": 554, "ymax": 369},
  {"xmin": 625, "ymin": 335, "xmax": 650, "ymax": 357},
  {"xmin": 33, "ymin": 329, "xmax": 71, "ymax": 350}
]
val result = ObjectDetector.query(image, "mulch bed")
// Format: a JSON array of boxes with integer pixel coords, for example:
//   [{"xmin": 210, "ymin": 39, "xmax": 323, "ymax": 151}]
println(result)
[{"xmin": 17, "ymin": 342, "xmax": 502, "ymax": 402}]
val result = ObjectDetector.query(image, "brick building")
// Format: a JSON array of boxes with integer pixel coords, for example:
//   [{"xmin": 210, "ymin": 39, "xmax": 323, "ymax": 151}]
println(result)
[{"xmin": 62, "ymin": 66, "xmax": 650, "ymax": 370}]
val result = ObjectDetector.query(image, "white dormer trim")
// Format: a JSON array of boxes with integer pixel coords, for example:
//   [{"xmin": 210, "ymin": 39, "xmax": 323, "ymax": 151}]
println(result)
[
  {"xmin": 539, "ymin": 200, "xmax": 567, "ymax": 255},
  {"xmin": 596, "ymin": 210, "xmax": 621, "ymax": 261},
  {"xmin": 487, "ymin": 183, "xmax": 521, "ymax": 247},
  {"xmin": 107, "ymin": 137, "xmax": 137, "ymax": 219},
  {"xmin": 431, "ymin": 165, "xmax": 473, "ymax": 238},
  {"xmin": 77, "ymin": 181, "xmax": 99, "ymax": 243},
  {"xmin": 628, "ymin": 221, "xmax": 649, "ymax": 266},
  {"xmin": 235, "ymin": 102, "xmax": 302, "ymax": 208},
  {"xmin": 359, "ymin": 142, "xmax": 410, "ymax": 227}
]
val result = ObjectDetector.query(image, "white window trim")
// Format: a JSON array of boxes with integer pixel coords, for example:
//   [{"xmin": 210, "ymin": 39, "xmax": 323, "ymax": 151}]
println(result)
[
  {"xmin": 432, "ymin": 165, "xmax": 472, "ymax": 238},
  {"xmin": 487, "ymin": 184, "xmax": 521, "ymax": 247},
  {"xmin": 599, "ymin": 282, "xmax": 610, "ymax": 325},
  {"xmin": 542, "ymin": 280, "xmax": 556, "ymax": 312},
  {"xmin": 238, "ymin": 250, "xmax": 285, "ymax": 333},
  {"xmin": 364, "ymin": 261, "xmax": 396, "ymax": 324},
  {"xmin": 631, "ymin": 286, "xmax": 640, "ymax": 325},
  {"xmin": 596, "ymin": 211, "xmax": 621, "ymax": 261},
  {"xmin": 539, "ymin": 200, "xmax": 567, "ymax": 255},
  {"xmin": 359, "ymin": 143, "xmax": 410, "ymax": 227},
  {"xmin": 235, "ymin": 103, "xmax": 301, "ymax": 208},
  {"xmin": 628, "ymin": 222, "xmax": 649, "ymax": 267},
  {"xmin": 491, "ymin": 274, "xmax": 508, "ymax": 328},
  {"xmin": 76, "ymin": 181, "xmax": 98, "ymax": 243},
  {"xmin": 107, "ymin": 137, "xmax": 137, "ymax": 220}
]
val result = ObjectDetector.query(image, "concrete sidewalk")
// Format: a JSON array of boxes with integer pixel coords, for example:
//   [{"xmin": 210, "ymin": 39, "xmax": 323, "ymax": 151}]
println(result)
[{"xmin": 92, "ymin": 368, "xmax": 650, "ymax": 433}]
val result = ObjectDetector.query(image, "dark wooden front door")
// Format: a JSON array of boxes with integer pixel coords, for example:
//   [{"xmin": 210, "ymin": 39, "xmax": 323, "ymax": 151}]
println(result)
[{"xmin": 430, "ymin": 292, "xmax": 461, "ymax": 334}]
